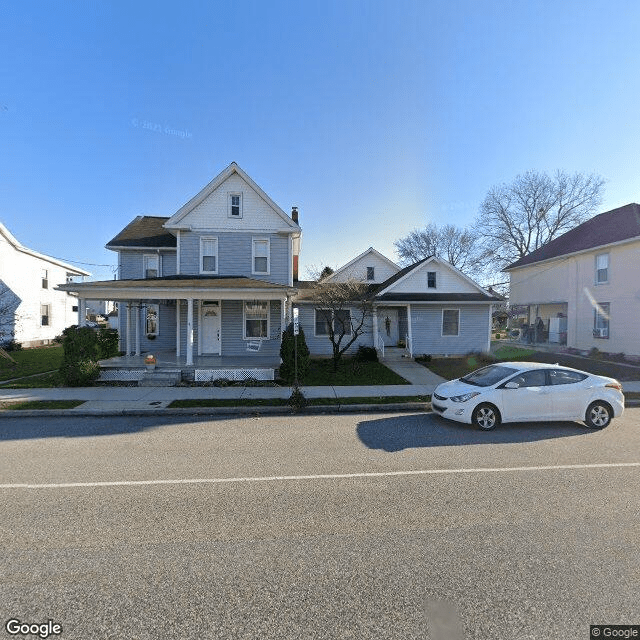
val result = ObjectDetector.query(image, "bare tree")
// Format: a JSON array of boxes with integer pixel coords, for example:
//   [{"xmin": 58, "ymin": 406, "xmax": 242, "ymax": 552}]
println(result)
[
  {"xmin": 308, "ymin": 277, "xmax": 372, "ymax": 371},
  {"xmin": 475, "ymin": 169, "xmax": 605, "ymax": 270},
  {"xmin": 394, "ymin": 223, "xmax": 489, "ymax": 276}
]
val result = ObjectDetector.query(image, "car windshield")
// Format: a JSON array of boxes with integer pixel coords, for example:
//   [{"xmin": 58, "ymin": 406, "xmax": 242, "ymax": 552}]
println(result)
[{"xmin": 459, "ymin": 365, "xmax": 519, "ymax": 387}]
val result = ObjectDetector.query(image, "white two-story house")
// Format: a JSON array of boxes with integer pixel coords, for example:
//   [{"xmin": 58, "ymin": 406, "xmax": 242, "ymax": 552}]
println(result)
[{"xmin": 0, "ymin": 222, "xmax": 89, "ymax": 347}]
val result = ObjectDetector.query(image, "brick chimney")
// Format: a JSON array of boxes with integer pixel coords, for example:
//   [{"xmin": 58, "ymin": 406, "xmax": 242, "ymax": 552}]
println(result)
[
  {"xmin": 291, "ymin": 206, "xmax": 299, "ymax": 281},
  {"xmin": 291, "ymin": 206, "xmax": 299, "ymax": 224}
]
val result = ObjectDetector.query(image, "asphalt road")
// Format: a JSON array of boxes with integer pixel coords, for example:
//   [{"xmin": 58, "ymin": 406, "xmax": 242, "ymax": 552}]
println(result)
[{"xmin": 1, "ymin": 410, "xmax": 639, "ymax": 639}]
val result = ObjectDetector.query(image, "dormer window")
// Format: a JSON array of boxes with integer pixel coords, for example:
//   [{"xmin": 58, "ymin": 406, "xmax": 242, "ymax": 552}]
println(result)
[
  {"xmin": 229, "ymin": 193, "xmax": 242, "ymax": 218},
  {"xmin": 366, "ymin": 266, "xmax": 375, "ymax": 280},
  {"xmin": 427, "ymin": 271, "xmax": 436, "ymax": 288}
]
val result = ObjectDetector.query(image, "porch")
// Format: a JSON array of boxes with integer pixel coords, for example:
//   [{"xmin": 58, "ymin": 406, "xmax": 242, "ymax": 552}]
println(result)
[{"xmin": 508, "ymin": 303, "xmax": 569, "ymax": 346}]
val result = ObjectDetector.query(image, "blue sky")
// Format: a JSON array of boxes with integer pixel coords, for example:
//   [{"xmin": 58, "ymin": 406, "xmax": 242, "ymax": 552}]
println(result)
[{"xmin": 2, "ymin": 0, "xmax": 639, "ymax": 282}]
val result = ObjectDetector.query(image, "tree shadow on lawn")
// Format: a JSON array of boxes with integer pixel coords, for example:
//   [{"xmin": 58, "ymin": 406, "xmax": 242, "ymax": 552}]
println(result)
[{"xmin": 357, "ymin": 413, "xmax": 596, "ymax": 452}]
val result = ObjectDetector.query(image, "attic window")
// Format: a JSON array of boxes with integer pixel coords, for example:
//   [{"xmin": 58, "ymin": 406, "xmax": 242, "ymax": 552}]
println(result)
[
  {"xmin": 427, "ymin": 271, "xmax": 436, "ymax": 288},
  {"xmin": 366, "ymin": 266, "xmax": 375, "ymax": 280},
  {"xmin": 229, "ymin": 193, "xmax": 242, "ymax": 218},
  {"xmin": 41, "ymin": 269, "xmax": 48, "ymax": 289}
]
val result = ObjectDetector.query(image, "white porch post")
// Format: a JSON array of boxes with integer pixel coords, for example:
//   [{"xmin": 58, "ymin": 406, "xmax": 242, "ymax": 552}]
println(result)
[
  {"xmin": 282, "ymin": 296, "xmax": 287, "ymax": 331},
  {"xmin": 406, "ymin": 304, "xmax": 413, "ymax": 357},
  {"xmin": 78, "ymin": 298, "xmax": 86, "ymax": 327},
  {"xmin": 372, "ymin": 306, "xmax": 379, "ymax": 352},
  {"xmin": 176, "ymin": 300, "xmax": 181, "ymax": 358},
  {"xmin": 186, "ymin": 298, "xmax": 194, "ymax": 366},
  {"xmin": 125, "ymin": 303, "xmax": 132, "ymax": 355},
  {"xmin": 134, "ymin": 304, "xmax": 141, "ymax": 356}
]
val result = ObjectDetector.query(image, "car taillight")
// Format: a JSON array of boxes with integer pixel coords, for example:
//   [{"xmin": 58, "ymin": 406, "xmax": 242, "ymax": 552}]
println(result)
[{"xmin": 605, "ymin": 381, "xmax": 623, "ymax": 391}]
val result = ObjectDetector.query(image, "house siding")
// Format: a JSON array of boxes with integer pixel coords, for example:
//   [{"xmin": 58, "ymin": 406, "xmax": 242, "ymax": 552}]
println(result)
[
  {"xmin": 329, "ymin": 252, "xmax": 399, "ymax": 284},
  {"xmin": 119, "ymin": 250, "xmax": 177, "ymax": 280},
  {"xmin": 388, "ymin": 264, "xmax": 478, "ymax": 295},
  {"xmin": 410, "ymin": 305, "xmax": 490, "ymax": 355}
]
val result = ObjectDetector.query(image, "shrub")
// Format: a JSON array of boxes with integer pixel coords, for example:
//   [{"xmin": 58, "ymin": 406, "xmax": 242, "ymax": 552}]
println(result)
[
  {"xmin": 588, "ymin": 347, "xmax": 602, "ymax": 360},
  {"xmin": 495, "ymin": 333, "xmax": 501, "ymax": 340},
  {"xmin": 1, "ymin": 339, "xmax": 22, "ymax": 351},
  {"xmin": 416, "ymin": 354, "xmax": 432, "ymax": 362},
  {"xmin": 60, "ymin": 326, "xmax": 100, "ymax": 386},
  {"xmin": 279, "ymin": 322, "xmax": 310, "ymax": 383},
  {"xmin": 288, "ymin": 384, "xmax": 308, "ymax": 412},
  {"xmin": 354, "ymin": 345, "xmax": 378, "ymax": 362},
  {"xmin": 59, "ymin": 358, "xmax": 101, "ymax": 387},
  {"xmin": 97, "ymin": 327, "xmax": 119, "ymax": 359}
]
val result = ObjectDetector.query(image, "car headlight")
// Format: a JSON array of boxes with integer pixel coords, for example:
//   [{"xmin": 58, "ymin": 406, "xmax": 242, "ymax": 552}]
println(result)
[{"xmin": 450, "ymin": 392, "xmax": 480, "ymax": 403}]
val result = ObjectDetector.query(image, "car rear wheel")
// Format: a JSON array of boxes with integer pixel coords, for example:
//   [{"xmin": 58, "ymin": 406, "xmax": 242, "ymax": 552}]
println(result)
[
  {"xmin": 472, "ymin": 403, "xmax": 501, "ymax": 431},
  {"xmin": 585, "ymin": 401, "xmax": 612, "ymax": 429}
]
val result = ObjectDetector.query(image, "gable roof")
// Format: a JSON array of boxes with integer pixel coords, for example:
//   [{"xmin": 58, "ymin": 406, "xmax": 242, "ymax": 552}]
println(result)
[
  {"xmin": 164, "ymin": 162, "xmax": 301, "ymax": 232},
  {"xmin": 106, "ymin": 216, "xmax": 176, "ymax": 249},
  {"xmin": 505, "ymin": 203, "xmax": 640, "ymax": 270},
  {"xmin": 323, "ymin": 246, "xmax": 400, "ymax": 282},
  {"xmin": 0, "ymin": 222, "xmax": 90, "ymax": 275}
]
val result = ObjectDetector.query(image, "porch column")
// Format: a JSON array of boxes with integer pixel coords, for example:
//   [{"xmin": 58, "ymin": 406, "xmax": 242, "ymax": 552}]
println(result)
[
  {"xmin": 125, "ymin": 303, "xmax": 132, "ymax": 355},
  {"xmin": 186, "ymin": 298, "xmax": 194, "ymax": 366},
  {"xmin": 134, "ymin": 304, "xmax": 141, "ymax": 356},
  {"xmin": 372, "ymin": 307, "xmax": 379, "ymax": 351},
  {"xmin": 176, "ymin": 300, "xmax": 181, "ymax": 358},
  {"xmin": 406, "ymin": 305, "xmax": 413, "ymax": 357},
  {"xmin": 282, "ymin": 296, "xmax": 287, "ymax": 332},
  {"xmin": 78, "ymin": 298, "xmax": 86, "ymax": 327}
]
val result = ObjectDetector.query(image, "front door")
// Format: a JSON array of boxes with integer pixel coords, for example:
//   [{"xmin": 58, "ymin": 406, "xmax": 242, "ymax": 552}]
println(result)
[
  {"xmin": 381, "ymin": 309, "xmax": 399, "ymax": 347},
  {"xmin": 200, "ymin": 301, "xmax": 221, "ymax": 354}
]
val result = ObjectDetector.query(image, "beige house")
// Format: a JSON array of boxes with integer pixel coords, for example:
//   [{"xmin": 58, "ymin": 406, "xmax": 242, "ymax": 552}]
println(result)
[{"xmin": 505, "ymin": 203, "xmax": 640, "ymax": 356}]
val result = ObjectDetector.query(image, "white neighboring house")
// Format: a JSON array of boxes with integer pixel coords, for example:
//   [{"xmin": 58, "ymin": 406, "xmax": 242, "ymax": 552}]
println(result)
[{"xmin": 0, "ymin": 223, "xmax": 90, "ymax": 347}]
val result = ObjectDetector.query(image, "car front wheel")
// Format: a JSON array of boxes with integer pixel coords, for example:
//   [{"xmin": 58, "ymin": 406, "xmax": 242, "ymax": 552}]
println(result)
[
  {"xmin": 585, "ymin": 401, "xmax": 612, "ymax": 429},
  {"xmin": 472, "ymin": 403, "xmax": 501, "ymax": 431}
]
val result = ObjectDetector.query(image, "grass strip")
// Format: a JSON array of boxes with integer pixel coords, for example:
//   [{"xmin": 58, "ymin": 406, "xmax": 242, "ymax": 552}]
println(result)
[
  {"xmin": 1, "ymin": 400, "xmax": 86, "ymax": 411},
  {"xmin": 168, "ymin": 395, "xmax": 430, "ymax": 409}
]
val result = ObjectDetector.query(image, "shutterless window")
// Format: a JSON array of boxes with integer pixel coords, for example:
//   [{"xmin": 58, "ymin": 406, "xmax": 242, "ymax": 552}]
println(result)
[
  {"xmin": 41, "ymin": 304, "xmax": 50, "ymax": 326},
  {"xmin": 229, "ymin": 193, "xmax": 242, "ymax": 217},
  {"xmin": 253, "ymin": 238, "xmax": 269, "ymax": 274},
  {"xmin": 146, "ymin": 304, "xmax": 159, "ymax": 336},
  {"xmin": 201, "ymin": 238, "xmax": 218, "ymax": 273},
  {"xmin": 143, "ymin": 255, "xmax": 159, "ymax": 278},
  {"xmin": 442, "ymin": 309, "xmax": 459, "ymax": 336},
  {"xmin": 366, "ymin": 266, "xmax": 375, "ymax": 280},
  {"xmin": 315, "ymin": 309, "xmax": 331, "ymax": 336},
  {"xmin": 594, "ymin": 302, "xmax": 610, "ymax": 338},
  {"xmin": 595, "ymin": 253, "xmax": 609, "ymax": 284},
  {"xmin": 244, "ymin": 301, "xmax": 268, "ymax": 338},
  {"xmin": 427, "ymin": 272, "xmax": 436, "ymax": 288},
  {"xmin": 41, "ymin": 269, "xmax": 48, "ymax": 289}
]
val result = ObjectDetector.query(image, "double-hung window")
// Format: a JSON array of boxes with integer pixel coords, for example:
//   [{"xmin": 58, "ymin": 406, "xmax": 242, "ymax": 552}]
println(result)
[
  {"xmin": 593, "ymin": 302, "xmax": 610, "ymax": 338},
  {"xmin": 595, "ymin": 253, "xmax": 609, "ymax": 284},
  {"xmin": 427, "ymin": 271, "xmax": 437, "ymax": 288},
  {"xmin": 200, "ymin": 237, "xmax": 218, "ymax": 274},
  {"xmin": 143, "ymin": 254, "xmax": 159, "ymax": 278},
  {"xmin": 442, "ymin": 309, "xmax": 459, "ymax": 336},
  {"xmin": 146, "ymin": 304, "xmax": 159, "ymax": 336},
  {"xmin": 252, "ymin": 238, "xmax": 270, "ymax": 275},
  {"xmin": 244, "ymin": 301, "xmax": 269, "ymax": 338},
  {"xmin": 314, "ymin": 309, "xmax": 352, "ymax": 336},
  {"xmin": 41, "ymin": 304, "xmax": 50, "ymax": 326},
  {"xmin": 366, "ymin": 266, "xmax": 375, "ymax": 280},
  {"xmin": 229, "ymin": 193, "xmax": 242, "ymax": 218},
  {"xmin": 41, "ymin": 269, "xmax": 48, "ymax": 289}
]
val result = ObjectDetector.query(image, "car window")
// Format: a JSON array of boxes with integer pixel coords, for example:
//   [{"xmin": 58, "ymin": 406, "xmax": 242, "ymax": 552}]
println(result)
[
  {"xmin": 459, "ymin": 365, "xmax": 519, "ymax": 387},
  {"xmin": 508, "ymin": 369, "xmax": 547, "ymax": 388},
  {"xmin": 549, "ymin": 369, "xmax": 588, "ymax": 385}
]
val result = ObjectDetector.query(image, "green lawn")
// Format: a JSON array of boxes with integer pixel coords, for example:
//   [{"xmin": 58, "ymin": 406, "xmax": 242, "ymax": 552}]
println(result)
[
  {"xmin": 0, "ymin": 370, "xmax": 64, "ymax": 388},
  {"xmin": 0, "ymin": 399, "xmax": 85, "ymax": 410},
  {"xmin": 0, "ymin": 345, "xmax": 64, "ymax": 382},
  {"xmin": 299, "ymin": 357, "xmax": 408, "ymax": 386},
  {"xmin": 168, "ymin": 395, "xmax": 429, "ymax": 409}
]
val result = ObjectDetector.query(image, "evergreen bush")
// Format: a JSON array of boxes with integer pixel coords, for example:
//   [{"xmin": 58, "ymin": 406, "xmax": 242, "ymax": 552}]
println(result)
[
  {"xmin": 97, "ymin": 327, "xmax": 119, "ymax": 359},
  {"xmin": 59, "ymin": 326, "xmax": 101, "ymax": 386},
  {"xmin": 279, "ymin": 322, "xmax": 310, "ymax": 383}
]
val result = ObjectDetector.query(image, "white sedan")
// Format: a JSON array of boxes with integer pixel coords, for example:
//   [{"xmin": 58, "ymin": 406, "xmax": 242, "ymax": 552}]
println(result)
[{"xmin": 432, "ymin": 362, "xmax": 625, "ymax": 430}]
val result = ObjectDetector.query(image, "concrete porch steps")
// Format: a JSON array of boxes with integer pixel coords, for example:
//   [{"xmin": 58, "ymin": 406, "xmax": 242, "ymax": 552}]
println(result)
[
  {"xmin": 380, "ymin": 347, "xmax": 411, "ymax": 362},
  {"xmin": 139, "ymin": 369, "xmax": 182, "ymax": 387}
]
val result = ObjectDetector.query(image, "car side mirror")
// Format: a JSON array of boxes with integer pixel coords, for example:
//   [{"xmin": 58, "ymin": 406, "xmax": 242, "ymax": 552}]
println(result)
[{"xmin": 505, "ymin": 381, "xmax": 520, "ymax": 389}]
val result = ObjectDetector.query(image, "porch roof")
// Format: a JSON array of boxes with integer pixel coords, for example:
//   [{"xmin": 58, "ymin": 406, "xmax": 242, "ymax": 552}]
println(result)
[{"xmin": 56, "ymin": 275, "xmax": 297, "ymax": 300}]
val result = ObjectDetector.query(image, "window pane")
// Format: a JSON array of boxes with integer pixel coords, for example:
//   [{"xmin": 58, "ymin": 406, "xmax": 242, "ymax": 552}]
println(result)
[
  {"xmin": 334, "ymin": 310, "xmax": 351, "ymax": 335},
  {"xmin": 366, "ymin": 267, "xmax": 374, "ymax": 280},
  {"xmin": 442, "ymin": 310, "xmax": 459, "ymax": 335},
  {"xmin": 315, "ymin": 310, "xmax": 331, "ymax": 335},
  {"xmin": 549, "ymin": 369, "xmax": 587, "ymax": 385},
  {"xmin": 512, "ymin": 369, "xmax": 547, "ymax": 387},
  {"xmin": 203, "ymin": 255, "xmax": 216, "ymax": 271},
  {"xmin": 428, "ymin": 272, "xmax": 436, "ymax": 288},
  {"xmin": 254, "ymin": 256, "xmax": 268, "ymax": 272},
  {"xmin": 245, "ymin": 301, "xmax": 268, "ymax": 338}
]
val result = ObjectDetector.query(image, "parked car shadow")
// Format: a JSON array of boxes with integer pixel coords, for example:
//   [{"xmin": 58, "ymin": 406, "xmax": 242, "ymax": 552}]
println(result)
[{"xmin": 357, "ymin": 413, "xmax": 595, "ymax": 452}]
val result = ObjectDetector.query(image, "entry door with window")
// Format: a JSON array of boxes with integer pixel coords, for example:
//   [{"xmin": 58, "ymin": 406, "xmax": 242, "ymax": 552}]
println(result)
[
  {"xmin": 381, "ymin": 309, "xmax": 399, "ymax": 346},
  {"xmin": 200, "ymin": 301, "xmax": 221, "ymax": 354}
]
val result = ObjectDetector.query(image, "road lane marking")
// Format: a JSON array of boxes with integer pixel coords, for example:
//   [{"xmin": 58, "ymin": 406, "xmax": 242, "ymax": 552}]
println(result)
[{"xmin": 1, "ymin": 462, "xmax": 639, "ymax": 490}]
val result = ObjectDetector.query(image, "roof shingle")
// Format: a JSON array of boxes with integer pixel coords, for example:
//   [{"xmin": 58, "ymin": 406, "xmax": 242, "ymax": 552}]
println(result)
[{"xmin": 106, "ymin": 216, "xmax": 176, "ymax": 248}]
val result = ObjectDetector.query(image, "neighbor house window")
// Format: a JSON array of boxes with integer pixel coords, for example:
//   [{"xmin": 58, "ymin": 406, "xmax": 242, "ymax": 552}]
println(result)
[
  {"xmin": 72, "ymin": 305, "xmax": 78, "ymax": 312},
  {"xmin": 41, "ymin": 269, "xmax": 48, "ymax": 289},
  {"xmin": 244, "ymin": 300, "xmax": 269, "ymax": 338},
  {"xmin": 442, "ymin": 309, "xmax": 459, "ymax": 336},
  {"xmin": 593, "ymin": 302, "xmax": 610, "ymax": 338},
  {"xmin": 200, "ymin": 237, "xmax": 218, "ymax": 274},
  {"xmin": 595, "ymin": 253, "xmax": 609, "ymax": 284},
  {"xmin": 41, "ymin": 304, "xmax": 50, "ymax": 326},
  {"xmin": 143, "ymin": 254, "xmax": 159, "ymax": 278},
  {"xmin": 146, "ymin": 304, "xmax": 159, "ymax": 336},
  {"xmin": 252, "ymin": 238, "xmax": 270, "ymax": 274},
  {"xmin": 229, "ymin": 193, "xmax": 242, "ymax": 218},
  {"xmin": 366, "ymin": 266, "xmax": 375, "ymax": 280},
  {"xmin": 427, "ymin": 271, "xmax": 437, "ymax": 288},
  {"xmin": 314, "ymin": 309, "xmax": 351, "ymax": 336}
]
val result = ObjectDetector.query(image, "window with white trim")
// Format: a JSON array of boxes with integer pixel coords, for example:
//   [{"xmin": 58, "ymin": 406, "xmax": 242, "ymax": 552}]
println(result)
[
  {"xmin": 427, "ymin": 271, "xmax": 437, "ymax": 288},
  {"xmin": 41, "ymin": 304, "xmax": 50, "ymax": 326},
  {"xmin": 252, "ymin": 238, "xmax": 270, "ymax": 274},
  {"xmin": 314, "ymin": 309, "xmax": 351, "ymax": 336},
  {"xmin": 593, "ymin": 302, "xmax": 609, "ymax": 338},
  {"xmin": 229, "ymin": 193, "xmax": 242, "ymax": 218},
  {"xmin": 143, "ymin": 254, "xmax": 159, "ymax": 278},
  {"xmin": 366, "ymin": 266, "xmax": 375, "ymax": 280},
  {"xmin": 200, "ymin": 237, "xmax": 218, "ymax": 274},
  {"xmin": 442, "ymin": 309, "xmax": 459, "ymax": 336},
  {"xmin": 244, "ymin": 300, "xmax": 269, "ymax": 338},
  {"xmin": 146, "ymin": 304, "xmax": 159, "ymax": 336},
  {"xmin": 595, "ymin": 253, "xmax": 609, "ymax": 284}
]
